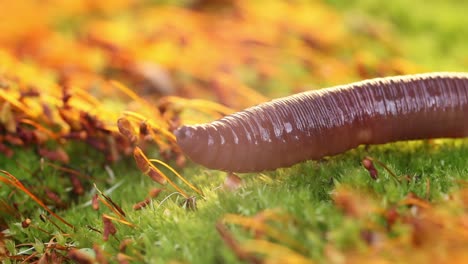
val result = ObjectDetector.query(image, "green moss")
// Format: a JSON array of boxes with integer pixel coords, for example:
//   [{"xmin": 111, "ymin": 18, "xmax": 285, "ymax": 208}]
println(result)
[{"xmin": 4, "ymin": 139, "xmax": 466, "ymax": 262}]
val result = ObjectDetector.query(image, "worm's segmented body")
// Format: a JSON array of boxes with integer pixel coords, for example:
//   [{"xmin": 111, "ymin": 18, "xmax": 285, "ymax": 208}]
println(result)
[{"xmin": 175, "ymin": 72, "xmax": 468, "ymax": 172}]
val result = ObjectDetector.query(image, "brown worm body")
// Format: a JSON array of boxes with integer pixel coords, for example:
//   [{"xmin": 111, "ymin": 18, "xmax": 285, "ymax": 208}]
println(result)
[{"xmin": 175, "ymin": 72, "xmax": 468, "ymax": 172}]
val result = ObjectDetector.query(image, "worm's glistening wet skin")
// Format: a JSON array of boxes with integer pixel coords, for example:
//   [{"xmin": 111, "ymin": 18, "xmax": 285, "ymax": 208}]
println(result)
[{"xmin": 174, "ymin": 72, "xmax": 468, "ymax": 172}]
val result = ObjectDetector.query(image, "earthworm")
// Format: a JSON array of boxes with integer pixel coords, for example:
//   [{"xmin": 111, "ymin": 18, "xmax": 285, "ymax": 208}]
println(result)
[{"xmin": 174, "ymin": 72, "xmax": 468, "ymax": 172}]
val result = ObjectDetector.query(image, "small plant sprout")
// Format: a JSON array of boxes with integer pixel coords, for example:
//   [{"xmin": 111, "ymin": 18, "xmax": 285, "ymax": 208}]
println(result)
[
  {"xmin": 362, "ymin": 156, "xmax": 400, "ymax": 183},
  {"xmin": 117, "ymin": 117, "xmax": 138, "ymax": 144},
  {"xmin": 133, "ymin": 146, "xmax": 203, "ymax": 201},
  {"xmin": 362, "ymin": 157, "xmax": 378, "ymax": 180},
  {"xmin": 133, "ymin": 147, "xmax": 168, "ymax": 186},
  {"xmin": 92, "ymin": 194, "xmax": 100, "ymax": 211},
  {"xmin": 148, "ymin": 158, "xmax": 203, "ymax": 196},
  {"xmin": 101, "ymin": 214, "xmax": 134, "ymax": 239},
  {"xmin": 102, "ymin": 215, "xmax": 117, "ymax": 241},
  {"xmin": 122, "ymin": 111, "xmax": 175, "ymax": 151},
  {"xmin": 93, "ymin": 184, "xmax": 127, "ymax": 219}
]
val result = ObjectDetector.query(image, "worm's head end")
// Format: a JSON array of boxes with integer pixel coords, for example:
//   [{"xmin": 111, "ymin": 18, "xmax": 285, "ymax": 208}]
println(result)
[
  {"xmin": 174, "ymin": 125, "xmax": 198, "ymax": 156},
  {"xmin": 175, "ymin": 124, "xmax": 227, "ymax": 171},
  {"xmin": 174, "ymin": 125, "xmax": 194, "ymax": 144},
  {"xmin": 174, "ymin": 125, "xmax": 213, "ymax": 169}
]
